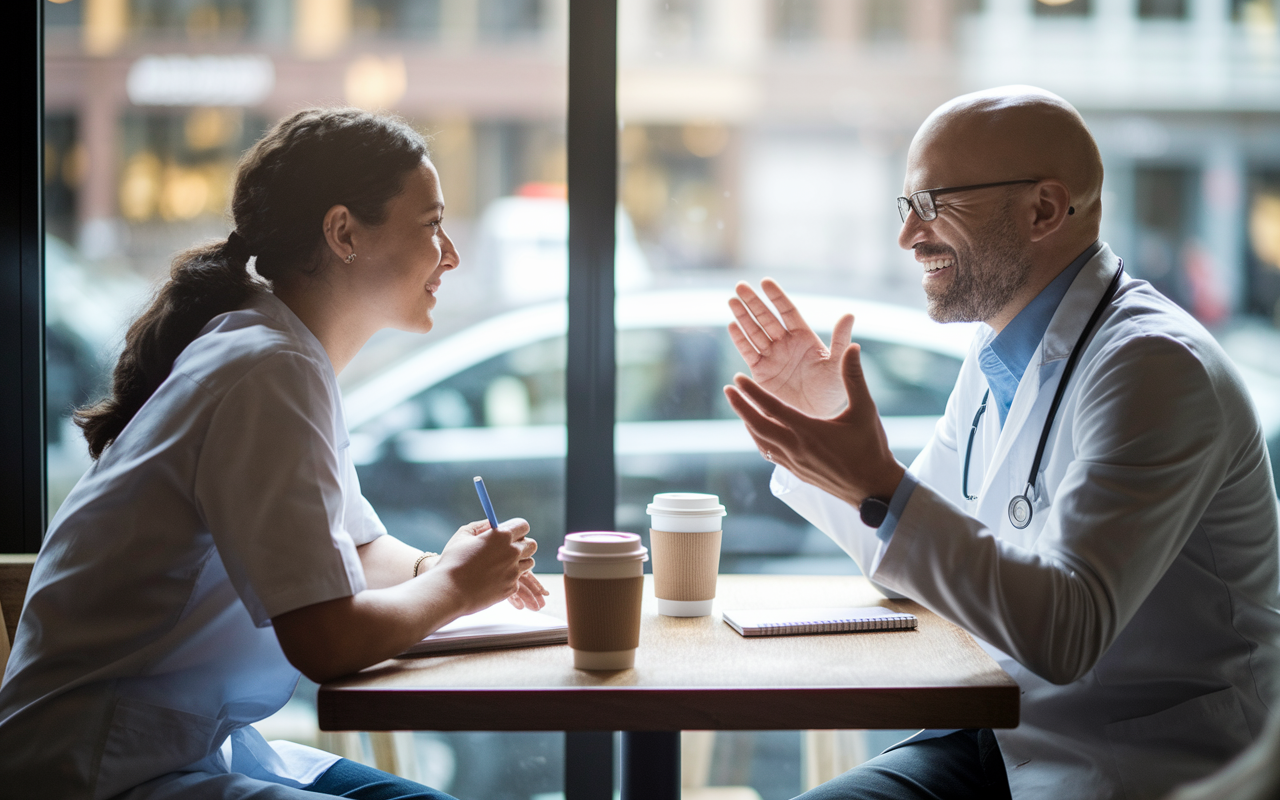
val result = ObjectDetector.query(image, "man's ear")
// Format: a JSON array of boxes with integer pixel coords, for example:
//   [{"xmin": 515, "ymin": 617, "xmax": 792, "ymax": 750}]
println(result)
[
  {"xmin": 322, "ymin": 204, "xmax": 357, "ymax": 263},
  {"xmin": 1028, "ymin": 180, "xmax": 1073, "ymax": 243}
]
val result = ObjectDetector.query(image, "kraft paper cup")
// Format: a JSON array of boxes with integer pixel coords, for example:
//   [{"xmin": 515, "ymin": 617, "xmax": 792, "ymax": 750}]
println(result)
[
  {"xmin": 647, "ymin": 493, "xmax": 727, "ymax": 617},
  {"xmin": 557, "ymin": 532, "xmax": 649, "ymax": 670}
]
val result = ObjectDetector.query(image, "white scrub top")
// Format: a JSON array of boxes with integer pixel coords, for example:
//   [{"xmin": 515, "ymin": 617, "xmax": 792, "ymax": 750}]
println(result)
[
  {"xmin": 0, "ymin": 290, "xmax": 386, "ymax": 800},
  {"xmin": 773, "ymin": 245, "xmax": 1280, "ymax": 799}
]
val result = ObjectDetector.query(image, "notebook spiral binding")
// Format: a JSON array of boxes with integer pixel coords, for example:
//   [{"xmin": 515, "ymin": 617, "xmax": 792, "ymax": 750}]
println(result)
[{"xmin": 754, "ymin": 616, "xmax": 917, "ymax": 635}]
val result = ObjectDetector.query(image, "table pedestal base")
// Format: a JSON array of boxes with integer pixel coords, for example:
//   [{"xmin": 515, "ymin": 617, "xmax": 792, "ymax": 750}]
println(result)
[
  {"xmin": 564, "ymin": 731, "xmax": 680, "ymax": 800},
  {"xmin": 622, "ymin": 731, "xmax": 680, "ymax": 800}
]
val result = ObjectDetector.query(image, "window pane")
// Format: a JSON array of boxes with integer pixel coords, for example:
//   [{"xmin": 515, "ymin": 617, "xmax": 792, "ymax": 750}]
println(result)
[
  {"xmin": 616, "ymin": 0, "xmax": 1280, "ymax": 795},
  {"xmin": 45, "ymin": 1, "xmax": 568, "ymax": 795}
]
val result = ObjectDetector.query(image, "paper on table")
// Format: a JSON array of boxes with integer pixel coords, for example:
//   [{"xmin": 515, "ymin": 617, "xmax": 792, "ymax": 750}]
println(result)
[
  {"xmin": 722, "ymin": 606, "xmax": 917, "ymax": 637},
  {"xmin": 399, "ymin": 602, "xmax": 568, "ymax": 657}
]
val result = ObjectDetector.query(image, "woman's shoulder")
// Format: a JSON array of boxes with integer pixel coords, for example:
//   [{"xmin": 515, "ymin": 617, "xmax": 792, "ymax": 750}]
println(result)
[{"xmin": 171, "ymin": 290, "xmax": 335, "ymax": 399}]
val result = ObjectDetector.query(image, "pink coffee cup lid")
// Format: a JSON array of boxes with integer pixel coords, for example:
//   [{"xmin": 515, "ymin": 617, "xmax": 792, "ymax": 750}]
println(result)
[{"xmin": 558, "ymin": 531, "xmax": 650, "ymax": 563}]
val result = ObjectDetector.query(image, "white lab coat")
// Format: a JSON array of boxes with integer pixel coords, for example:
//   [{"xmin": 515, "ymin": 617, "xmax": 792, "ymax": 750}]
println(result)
[
  {"xmin": 0, "ymin": 291, "xmax": 386, "ymax": 799},
  {"xmin": 773, "ymin": 244, "xmax": 1280, "ymax": 799}
]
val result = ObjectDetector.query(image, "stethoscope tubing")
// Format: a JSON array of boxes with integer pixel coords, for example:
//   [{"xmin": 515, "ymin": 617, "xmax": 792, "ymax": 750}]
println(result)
[
  {"xmin": 963, "ymin": 390, "xmax": 989, "ymax": 501},
  {"xmin": 963, "ymin": 262, "xmax": 1126, "ymax": 528}
]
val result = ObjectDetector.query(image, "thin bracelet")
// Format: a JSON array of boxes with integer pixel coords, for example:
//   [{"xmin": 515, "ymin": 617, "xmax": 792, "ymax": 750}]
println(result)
[{"xmin": 412, "ymin": 551, "xmax": 438, "ymax": 578}]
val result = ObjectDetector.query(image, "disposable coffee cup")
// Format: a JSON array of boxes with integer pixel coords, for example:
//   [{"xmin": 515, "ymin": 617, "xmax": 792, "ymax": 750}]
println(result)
[
  {"xmin": 557, "ymin": 532, "xmax": 649, "ymax": 670},
  {"xmin": 647, "ymin": 493, "xmax": 727, "ymax": 617}
]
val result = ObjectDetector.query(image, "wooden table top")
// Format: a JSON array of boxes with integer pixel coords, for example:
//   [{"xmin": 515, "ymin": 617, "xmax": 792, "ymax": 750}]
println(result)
[{"xmin": 318, "ymin": 574, "xmax": 1018, "ymax": 732}]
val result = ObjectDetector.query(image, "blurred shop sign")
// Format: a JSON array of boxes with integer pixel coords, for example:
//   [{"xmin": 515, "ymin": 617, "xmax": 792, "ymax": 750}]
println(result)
[{"xmin": 126, "ymin": 55, "xmax": 274, "ymax": 107}]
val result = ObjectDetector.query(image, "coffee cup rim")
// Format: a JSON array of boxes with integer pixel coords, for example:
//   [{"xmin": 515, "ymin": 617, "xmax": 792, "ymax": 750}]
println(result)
[
  {"xmin": 557, "ymin": 531, "xmax": 650, "ymax": 563},
  {"xmin": 647, "ymin": 492, "xmax": 726, "ymax": 516},
  {"xmin": 557, "ymin": 549, "xmax": 650, "ymax": 561},
  {"xmin": 646, "ymin": 504, "xmax": 726, "ymax": 517}
]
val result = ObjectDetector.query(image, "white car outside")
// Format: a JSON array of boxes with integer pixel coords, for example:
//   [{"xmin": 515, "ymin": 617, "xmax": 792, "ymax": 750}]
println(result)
[{"xmin": 345, "ymin": 290, "xmax": 975, "ymax": 469}]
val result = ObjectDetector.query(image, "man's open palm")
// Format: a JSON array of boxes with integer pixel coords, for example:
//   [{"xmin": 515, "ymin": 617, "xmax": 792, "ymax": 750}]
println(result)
[{"xmin": 728, "ymin": 279, "xmax": 855, "ymax": 418}]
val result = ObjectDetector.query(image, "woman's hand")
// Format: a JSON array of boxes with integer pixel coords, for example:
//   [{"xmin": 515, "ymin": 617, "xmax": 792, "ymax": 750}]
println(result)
[
  {"xmin": 273, "ymin": 520, "xmax": 548, "ymax": 684},
  {"xmin": 435, "ymin": 518, "xmax": 546, "ymax": 614},
  {"xmin": 508, "ymin": 525, "xmax": 548, "ymax": 610},
  {"xmin": 509, "ymin": 570, "xmax": 548, "ymax": 611}
]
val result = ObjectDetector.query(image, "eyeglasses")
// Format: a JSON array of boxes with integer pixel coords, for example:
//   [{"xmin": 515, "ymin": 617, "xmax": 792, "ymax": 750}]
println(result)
[{"xmin": 897, "ymin": 179, "xmax": 1038, "ymax": 223}]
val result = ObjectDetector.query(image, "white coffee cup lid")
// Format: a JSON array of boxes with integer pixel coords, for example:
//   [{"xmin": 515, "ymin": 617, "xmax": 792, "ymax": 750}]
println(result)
[
  {"xmin": 558, "ymin": 531, "xmax": 650, "ymax": 562},
  {"xmin": 647, "ymin": 492, "xmax": 726, "ymax": 517}
]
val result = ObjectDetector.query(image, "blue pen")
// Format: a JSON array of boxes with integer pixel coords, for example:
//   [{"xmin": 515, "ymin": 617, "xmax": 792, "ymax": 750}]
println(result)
[{"xmin": 473, "ymin": 476, "xmax": 501, "ymax": 531}]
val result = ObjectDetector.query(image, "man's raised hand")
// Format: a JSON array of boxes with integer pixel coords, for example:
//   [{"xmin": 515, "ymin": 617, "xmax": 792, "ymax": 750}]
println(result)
[
  {"xmin": 723, "ymin": 343, "xmax": 904, "ymax": 510},
  {"xmin": 727, "ymin": 279, "xmax": 854, "ymax": 418}
]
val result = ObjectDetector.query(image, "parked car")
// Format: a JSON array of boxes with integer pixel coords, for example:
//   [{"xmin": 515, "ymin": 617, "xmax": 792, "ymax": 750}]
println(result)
[{"xmin": 344, "ymin": 290, "xmax": 973, "ymax": 573}]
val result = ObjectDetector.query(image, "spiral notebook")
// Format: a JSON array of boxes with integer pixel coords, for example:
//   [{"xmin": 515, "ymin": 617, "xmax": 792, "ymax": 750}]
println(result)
[{"xmin": 722, "ymin": 606, "xmax": 918, "ymax": 637}]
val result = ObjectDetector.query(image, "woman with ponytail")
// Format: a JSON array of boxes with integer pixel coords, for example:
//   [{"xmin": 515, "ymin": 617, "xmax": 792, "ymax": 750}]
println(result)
[{"xmin": 0, "ymin": 108, "xmax": 546, "ymax": 800}]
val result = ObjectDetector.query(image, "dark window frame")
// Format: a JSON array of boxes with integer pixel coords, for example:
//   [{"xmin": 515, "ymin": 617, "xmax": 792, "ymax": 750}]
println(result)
[{"xmin": 6, "ymin": 0, "xmax": 45, "ymax": 553}]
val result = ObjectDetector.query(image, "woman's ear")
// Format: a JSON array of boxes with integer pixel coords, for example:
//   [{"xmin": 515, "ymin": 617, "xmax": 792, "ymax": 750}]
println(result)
[{"xmin": 322, "ymin": 204, "xmax": 358, "ymax": 264}]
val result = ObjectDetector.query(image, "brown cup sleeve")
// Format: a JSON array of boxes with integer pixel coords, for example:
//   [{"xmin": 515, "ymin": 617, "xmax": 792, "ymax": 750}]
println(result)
[{"xmin": 563, "ymin": 575, "xmax": 644, "ymax": 652}]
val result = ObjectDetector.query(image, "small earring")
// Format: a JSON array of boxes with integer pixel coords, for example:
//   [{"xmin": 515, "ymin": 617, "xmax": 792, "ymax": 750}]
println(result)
[{"xmin": 344, "ymin": 253, "xmax": 357, "ymax": 264}]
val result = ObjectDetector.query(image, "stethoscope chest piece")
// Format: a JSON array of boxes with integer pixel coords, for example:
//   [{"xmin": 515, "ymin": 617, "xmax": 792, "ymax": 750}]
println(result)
[{"xmin": 1008, "ymin": 494, "xmax": 1033, "ymax": 529}]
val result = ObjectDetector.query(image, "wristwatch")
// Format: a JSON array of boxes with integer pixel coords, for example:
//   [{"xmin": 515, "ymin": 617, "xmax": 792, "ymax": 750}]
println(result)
[{"xmin": 859, "ymin": 496, "xmax": 891, "ymax": 528}]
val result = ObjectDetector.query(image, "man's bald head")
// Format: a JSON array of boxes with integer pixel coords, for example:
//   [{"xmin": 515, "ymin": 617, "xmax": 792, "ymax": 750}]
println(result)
[
  {"xmin": 899, "ymin": 87, "xmax": 1106, "ymax": 330},
  {"xmin": 906, "ymin": 86, "xmax": 1104, "ymax": 234}
]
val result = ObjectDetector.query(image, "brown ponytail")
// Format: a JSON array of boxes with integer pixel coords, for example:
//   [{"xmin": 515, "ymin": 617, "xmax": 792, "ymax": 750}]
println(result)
[{"xmin": 74, "ymin": 108, "xmax": 428, "ymax": 458}]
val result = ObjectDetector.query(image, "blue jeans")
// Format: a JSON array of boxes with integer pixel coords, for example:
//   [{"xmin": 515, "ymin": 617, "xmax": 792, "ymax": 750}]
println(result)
[
  {"xmin": 795, "ymin": 729, "xmax": 1011, "ymax": 800},
  {"xmin": 303, "ymin": 758, "xmax": 459, "ymax": 800}
]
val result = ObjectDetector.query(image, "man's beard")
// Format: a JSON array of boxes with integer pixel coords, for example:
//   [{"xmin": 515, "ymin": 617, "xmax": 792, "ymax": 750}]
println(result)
[{"xmin": 923, "ymin": 206, "xmax": 1033, "ymax": 324}]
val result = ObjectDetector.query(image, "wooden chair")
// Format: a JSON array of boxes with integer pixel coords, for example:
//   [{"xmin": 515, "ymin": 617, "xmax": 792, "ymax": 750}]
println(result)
[
  {"xmin": 680, "ymin": 731, "xmax": 764, "ymax": 800},
  {"xmin": 314, "ymin": 730, "xmax": 421, "ymax": 780},
  {"xmin": 0, "ymin": 555, "xmax": 37, "ymax": 675},
  {"xmin": 803, "ymin": 730, "xmax": 870, "ymax": 791}
]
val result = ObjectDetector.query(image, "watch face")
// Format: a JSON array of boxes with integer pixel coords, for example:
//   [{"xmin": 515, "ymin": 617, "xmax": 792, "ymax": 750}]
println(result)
[{"xmin": 860, "ymin": 497, "xmax": 890, "ymax": 529}]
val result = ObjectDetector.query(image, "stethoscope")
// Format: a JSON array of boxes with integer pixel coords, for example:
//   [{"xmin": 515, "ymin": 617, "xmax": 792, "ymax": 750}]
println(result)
[{"xmin": 962, "ymin": 263, "xmax": 1125, "ymax": 529}]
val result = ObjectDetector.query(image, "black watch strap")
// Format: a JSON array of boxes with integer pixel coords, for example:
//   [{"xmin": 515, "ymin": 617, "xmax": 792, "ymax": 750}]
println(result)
[{"xmin": 860, "ymin": 496, "xmax": 891, "ymax": 528}]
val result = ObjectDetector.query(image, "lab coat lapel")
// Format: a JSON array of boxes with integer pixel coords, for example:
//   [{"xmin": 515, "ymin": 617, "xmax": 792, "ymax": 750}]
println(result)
[
  {"xmin": 1038, "ymin": 245, "xmax": 1122, "ymax": 379},
  {"xmin": 975, "ymin": 246, "xmax": 1124, "ymax": 517}
]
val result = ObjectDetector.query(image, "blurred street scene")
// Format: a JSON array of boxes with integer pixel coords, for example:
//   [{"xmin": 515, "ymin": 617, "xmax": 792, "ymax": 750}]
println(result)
[{"xmin": 41, "ymin": 1, "xmax": 1280, "ymax": 798}]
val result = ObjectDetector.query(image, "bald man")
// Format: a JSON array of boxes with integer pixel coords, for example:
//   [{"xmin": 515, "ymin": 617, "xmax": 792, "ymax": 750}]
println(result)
[{"xmin": 725, "ymin": 87, "xmax": 1280, "ymax": 800}]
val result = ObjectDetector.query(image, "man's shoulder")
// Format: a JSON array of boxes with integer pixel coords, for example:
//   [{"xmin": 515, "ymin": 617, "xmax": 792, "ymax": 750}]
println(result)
[
  {"xmin": 1089, "ymin": 279, "xmax": 1253, "ymax": 407},
  {"xmin": 1100, "ymin": 280, "xmax": 1226, "ymax": 362}
]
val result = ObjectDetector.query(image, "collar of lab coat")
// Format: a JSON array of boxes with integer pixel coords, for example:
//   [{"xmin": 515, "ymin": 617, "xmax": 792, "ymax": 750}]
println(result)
[
  {"xmin": 1039, "ymin": 243, "xmax": 1123, "ymax": 367},
  {"xmin": 981, "ymin": 243, "xmax": 1125, "ymax": 497}
]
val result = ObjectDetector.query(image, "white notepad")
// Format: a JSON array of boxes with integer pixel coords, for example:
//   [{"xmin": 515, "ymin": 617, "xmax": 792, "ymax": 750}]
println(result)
[
  {"xmin": 722, "ymin": 606, "xmax": 918, "ymax": 637},
  {"xmin": 399, "ymin": 602, "xmax": 568, "ymax": 657}
]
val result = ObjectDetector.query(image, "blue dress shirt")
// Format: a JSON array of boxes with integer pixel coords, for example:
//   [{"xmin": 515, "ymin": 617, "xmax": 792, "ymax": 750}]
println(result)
[{"xmin": 874, "ymin": 241, "xmax": 1102, "ymax": 543}]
